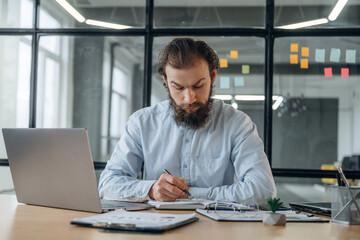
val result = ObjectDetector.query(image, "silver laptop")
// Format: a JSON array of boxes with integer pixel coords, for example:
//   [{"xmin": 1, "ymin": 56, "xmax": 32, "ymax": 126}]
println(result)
[{"xmin": 2, "ymin": 128, "xmax": 151, "ymax": 213}]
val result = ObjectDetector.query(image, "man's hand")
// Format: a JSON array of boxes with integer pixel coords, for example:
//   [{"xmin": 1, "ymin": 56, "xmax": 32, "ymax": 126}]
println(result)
[{"xmin": 148, "ymin": 173, "xmax": 189, "ymax": 201}]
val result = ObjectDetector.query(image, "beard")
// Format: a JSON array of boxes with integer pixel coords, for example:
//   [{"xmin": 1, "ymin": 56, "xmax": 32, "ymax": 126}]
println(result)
[{"xmin": 168, "ymin": 86, "xmax": 214, "ymax": 130}]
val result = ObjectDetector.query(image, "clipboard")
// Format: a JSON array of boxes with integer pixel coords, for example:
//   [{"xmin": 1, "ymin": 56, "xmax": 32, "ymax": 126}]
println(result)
[{"xmin": 71, "ymin": 210, "xmax": 199, "ymax": 234}]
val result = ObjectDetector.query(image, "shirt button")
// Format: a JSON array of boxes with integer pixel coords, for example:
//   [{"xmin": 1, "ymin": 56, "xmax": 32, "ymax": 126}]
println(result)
[
  {"xmin": 185, "ymin": 139, "xmax": 189, "ymax": 143},
  {"xmin": 183, "ymin": 164, "xmax": 188, "ymax": 168}
]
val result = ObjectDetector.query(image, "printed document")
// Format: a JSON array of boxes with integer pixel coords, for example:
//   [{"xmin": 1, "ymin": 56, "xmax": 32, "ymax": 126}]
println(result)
[
  {"xmin": 72, "ymin": 209, "xmax": 197, "ymax": 229},
  {"xmin": 196, "ymin": 209, "xmax": 329, "ymax": 222}
]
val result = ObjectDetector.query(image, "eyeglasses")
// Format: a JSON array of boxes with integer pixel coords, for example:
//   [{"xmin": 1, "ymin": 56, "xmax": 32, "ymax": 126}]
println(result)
[{"xmin": 206, "ymin": 201, "xmax": 260, "ymax": 218}]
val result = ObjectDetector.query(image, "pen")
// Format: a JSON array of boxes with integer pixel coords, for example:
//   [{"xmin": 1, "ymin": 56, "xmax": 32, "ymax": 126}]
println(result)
[{"xmin": 163, "ymin": 169, "xmax": 192, "ymax": 197}]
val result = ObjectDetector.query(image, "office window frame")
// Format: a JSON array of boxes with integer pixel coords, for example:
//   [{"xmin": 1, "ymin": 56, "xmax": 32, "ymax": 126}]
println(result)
[{"xmin": 0, "ymin": 0, "xmax": 359, "ymax": 180}]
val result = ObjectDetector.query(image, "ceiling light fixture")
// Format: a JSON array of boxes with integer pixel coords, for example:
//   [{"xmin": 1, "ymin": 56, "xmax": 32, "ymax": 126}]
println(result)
[
  {"xmin": 272, "ymin": 96, "xmax": 284, "ymax": 110},
  {"xmin": 213, "ymin": 95, "xmax": 233, "ymax": 100},
  {"xmin": 85, "ymin": 19, "xmax": 131, "ymax": 29},
  {"xmin": 213, "ymin": 95, "xmax": 283, "ymax": 110},
  {"xmin": 328, "ymin": 0, "xmax": 348, "ymax": 21},
  {"xmin": 235, "ymin": 95, "xmax": 265, "ymax": 101},
  {"xmin": 278, "ymin": 18, "xmax": 329, "ymax": 29},
  {"xmin": 56, "ymin": 0, "xmax": 85, "ymax": 23}
]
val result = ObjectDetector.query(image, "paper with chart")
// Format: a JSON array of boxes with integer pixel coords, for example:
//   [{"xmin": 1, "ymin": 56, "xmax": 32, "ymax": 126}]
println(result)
[
  {"xmin": 72, "ymin": 209, "xmax": 197, "ymax": 229},
  {"xmin": 196, "ymin": 209, "xmax": 329, "ymax": 222}
]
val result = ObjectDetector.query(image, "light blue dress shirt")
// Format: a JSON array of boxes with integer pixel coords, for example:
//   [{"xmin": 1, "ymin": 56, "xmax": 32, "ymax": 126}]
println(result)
[{"xmin": 98, "ymin": 99, "xmax": 276, "ymax": 204}]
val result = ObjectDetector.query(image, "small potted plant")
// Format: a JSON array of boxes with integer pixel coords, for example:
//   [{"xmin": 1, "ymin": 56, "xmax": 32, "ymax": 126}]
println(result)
[{"xmin": 262, "ymin": 197, "xmax": 286, "ymax": 226}]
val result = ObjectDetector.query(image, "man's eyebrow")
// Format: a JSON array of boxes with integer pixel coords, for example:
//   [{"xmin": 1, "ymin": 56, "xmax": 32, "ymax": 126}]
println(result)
[
  {"xmin": 194, "ymin": 78, "xmax": 206, "ymax": 85},
  {"xmin": 170, "ymin": 81, "xmax": 182, "ymax": 87},
  {"xmin": 170, "ymin": 78, "xmax": 206, "ymax": 87}
]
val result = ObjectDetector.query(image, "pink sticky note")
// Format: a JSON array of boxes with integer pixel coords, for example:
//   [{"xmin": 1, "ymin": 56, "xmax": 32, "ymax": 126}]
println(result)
[
  {"xmin": 341, "ymin": 68, "xmax": 349, "ymax": 78},
  {"xmin": 324, "ymin": 67, "xmax": 333, "ymax": 78}
]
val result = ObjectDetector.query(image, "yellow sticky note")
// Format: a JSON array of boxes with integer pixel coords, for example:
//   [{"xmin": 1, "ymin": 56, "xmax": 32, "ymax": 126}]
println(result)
[
  {"xmin": 242, "ymin": 65, "xmax": 250, "ymax": 74},
  {"xmin": 290, "ymin": 54, "xmax": 298, "ymax": 64},
  {"xmin": 220, "ymin": 59, "xmax": 228, "ymax": 68},
  {"xmin": 290, "ymin": 43, "xmax": 298, "ymax": 52},
  {"xmin": 300, "ymin": 59, "xmax": 308, "ymax": 69},
  {"xmin": 301, "ymin": 47, "xmax": 309, "ymax": 57},
  {"xmin": 230, "ymin": 50, "xmax": 238, "ymax": 59}
]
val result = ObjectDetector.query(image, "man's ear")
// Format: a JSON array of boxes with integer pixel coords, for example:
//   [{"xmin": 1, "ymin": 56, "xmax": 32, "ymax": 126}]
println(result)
[
  {"xmin": 211, "ymin": 69, "xmax": 217, "ymax": 85},
  {"xmin": 162, "ymin": 76, "xmax": 168, "ymax": 88}
]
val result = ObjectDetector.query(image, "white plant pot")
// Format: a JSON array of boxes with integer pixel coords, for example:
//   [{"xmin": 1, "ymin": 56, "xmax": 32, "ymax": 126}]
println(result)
[{"xmin": 262, "ymin": 212, "xmax": 286, "ymax": 226}]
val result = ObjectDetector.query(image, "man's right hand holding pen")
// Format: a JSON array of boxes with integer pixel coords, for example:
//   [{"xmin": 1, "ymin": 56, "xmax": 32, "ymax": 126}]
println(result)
[{"xmin": 148, "ymin": 170, "xmax": 190, "ymax": 201}]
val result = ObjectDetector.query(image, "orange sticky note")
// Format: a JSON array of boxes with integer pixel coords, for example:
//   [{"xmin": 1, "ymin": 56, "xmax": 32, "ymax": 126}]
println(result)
[
  {"xmin": 300, "ymin": 59, "xmax": 308, "ymax": 69},
  {"xmin": 341, "ymin": 68, "xmax": 349, "ymax": 78},
  {"xmin": 324, "ymin": 67, "xmax": 333, "ymax": 78},
  {"xmin": 230, "ymin": 50, "xmax": 238, "ymax": 59},
  {"xmin": 290, "ymin": 43, "xmax": 298, "ymax": 52},
  {"xmin": 220, "ymin": 59, "xmax": 228, "ymax": 68},
  {"xmin": 301, "ymin": 47, "xmax": 309, "ymax": 57},
  {"xmin": 290, "ymin": 54, "xmax": 298, "ymax": 64}
]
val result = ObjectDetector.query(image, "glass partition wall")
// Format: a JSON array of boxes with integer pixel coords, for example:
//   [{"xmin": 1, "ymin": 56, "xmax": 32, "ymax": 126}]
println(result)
[{"xmin": 0, "ymin": 0, "xmax": 359, "ymax": 204}]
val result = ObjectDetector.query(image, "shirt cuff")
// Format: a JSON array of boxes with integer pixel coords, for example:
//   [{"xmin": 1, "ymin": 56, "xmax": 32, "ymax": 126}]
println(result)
[
  {"xmin": 139, "ymin": 180, "xmax": 157, "ymax": 198},
  {"xmin": 188, "ymin": 187, "xmax": 211, "ymax": 199}
]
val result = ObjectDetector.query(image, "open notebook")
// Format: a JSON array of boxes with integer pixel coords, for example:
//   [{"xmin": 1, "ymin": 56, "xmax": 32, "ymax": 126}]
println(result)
[
  {"xmin": 148, "ymin": 199, "xmax": 251, "ymax": 210},
  {"xmin": 148, "ymin": 199, "xmax": 212, "ymax": 210}
]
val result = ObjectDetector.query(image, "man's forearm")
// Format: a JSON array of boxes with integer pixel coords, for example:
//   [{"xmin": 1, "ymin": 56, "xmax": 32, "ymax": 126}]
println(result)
[
  {"xmin": 98, "ymin": 168, "xmax": 156, "ymax": 200},
  {"xmin": 189, "ymin": 178, "xmax": 276, "ymax": 204}
]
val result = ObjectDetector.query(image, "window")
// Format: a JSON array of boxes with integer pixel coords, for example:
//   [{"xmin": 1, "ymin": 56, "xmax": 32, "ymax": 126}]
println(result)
[
  {"xmin": 106, "ymin": 66, "xmax": 133, "ymax": 160},
  {"xmin": 39, "ymin": 0, "xmax": 146, "ymax": 29},
  {"xmin": 154, "ymin": 0, "xmax": 266, "ymax": 28},
  {"xmin": 36, "ymin": 35, "xmax": 144, "ymax": 162},
  {"xmin": 273, "ymin": 37, "xmax": 360, "ymax": 170},
  {"xmin": 0, "ymin": 36, "xmax": 31, "ymax": 159},
  {"xmin": 0, "ymin": 0, "xmax": 33, "ymax": 28},
  {"xmin": 275, "ymin": 0, "xmax": 359, "ymax": 29}
]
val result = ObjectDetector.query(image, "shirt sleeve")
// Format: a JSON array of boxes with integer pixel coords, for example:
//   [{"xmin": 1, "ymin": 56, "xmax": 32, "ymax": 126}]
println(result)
[
  {"xmin": 189, "ymin": 117, "xmax": 276, "ymax": 205},
  {"xmin": 98, "ymin": 114, "xmax": 156, "ymax": 200}
]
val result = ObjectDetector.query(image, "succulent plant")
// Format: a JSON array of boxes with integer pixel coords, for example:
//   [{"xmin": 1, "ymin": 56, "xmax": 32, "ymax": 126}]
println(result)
[{"xmin": 267, "ymin": 197, "xmax": 283, "ymax": 213}]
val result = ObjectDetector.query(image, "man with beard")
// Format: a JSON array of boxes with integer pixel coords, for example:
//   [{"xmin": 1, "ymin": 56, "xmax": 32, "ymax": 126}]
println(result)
[{"xmin": 98, "ymin": 38, "xmax": 276, "ymax": 204}]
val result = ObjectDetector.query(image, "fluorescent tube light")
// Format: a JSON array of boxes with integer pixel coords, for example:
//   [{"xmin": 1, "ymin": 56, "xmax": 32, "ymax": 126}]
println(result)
[
  {"xmin": 85, "ymin": 19, "xmax": 131, "ymax": 29},
  {"xmin": 56, "ymin": 0, "xmax": 85, "ymax": 23},
  {"xmin": 213, "ymin": 95, "xmax": 283, "ymax": 110},
  {"xmin": 235, "ymin": 95, "xmax": 265, "ymax": 101},
  {"xmin": 234, "ymin": 95, "xmax": 282, "ymax": 101},
  {"xmin": 272, "ymin": 96, "xmax": 283, "ymax": 110},
  {"xmin": 213, "ymin": 95, "xmax": 233, "ymax": 100},
  {"xmin": 328, "ymin": 0, "xmax": 348, "ymax": 21},
  {"xmin": 278, "ymin": 18, "xmax": 328, "ymax": 29}
]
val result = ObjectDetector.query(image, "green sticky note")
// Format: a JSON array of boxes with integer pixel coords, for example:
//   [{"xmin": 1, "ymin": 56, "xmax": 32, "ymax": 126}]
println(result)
[{"xmin": 242, "ymin": 65, "xmax": 250, "ymax": 74}]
